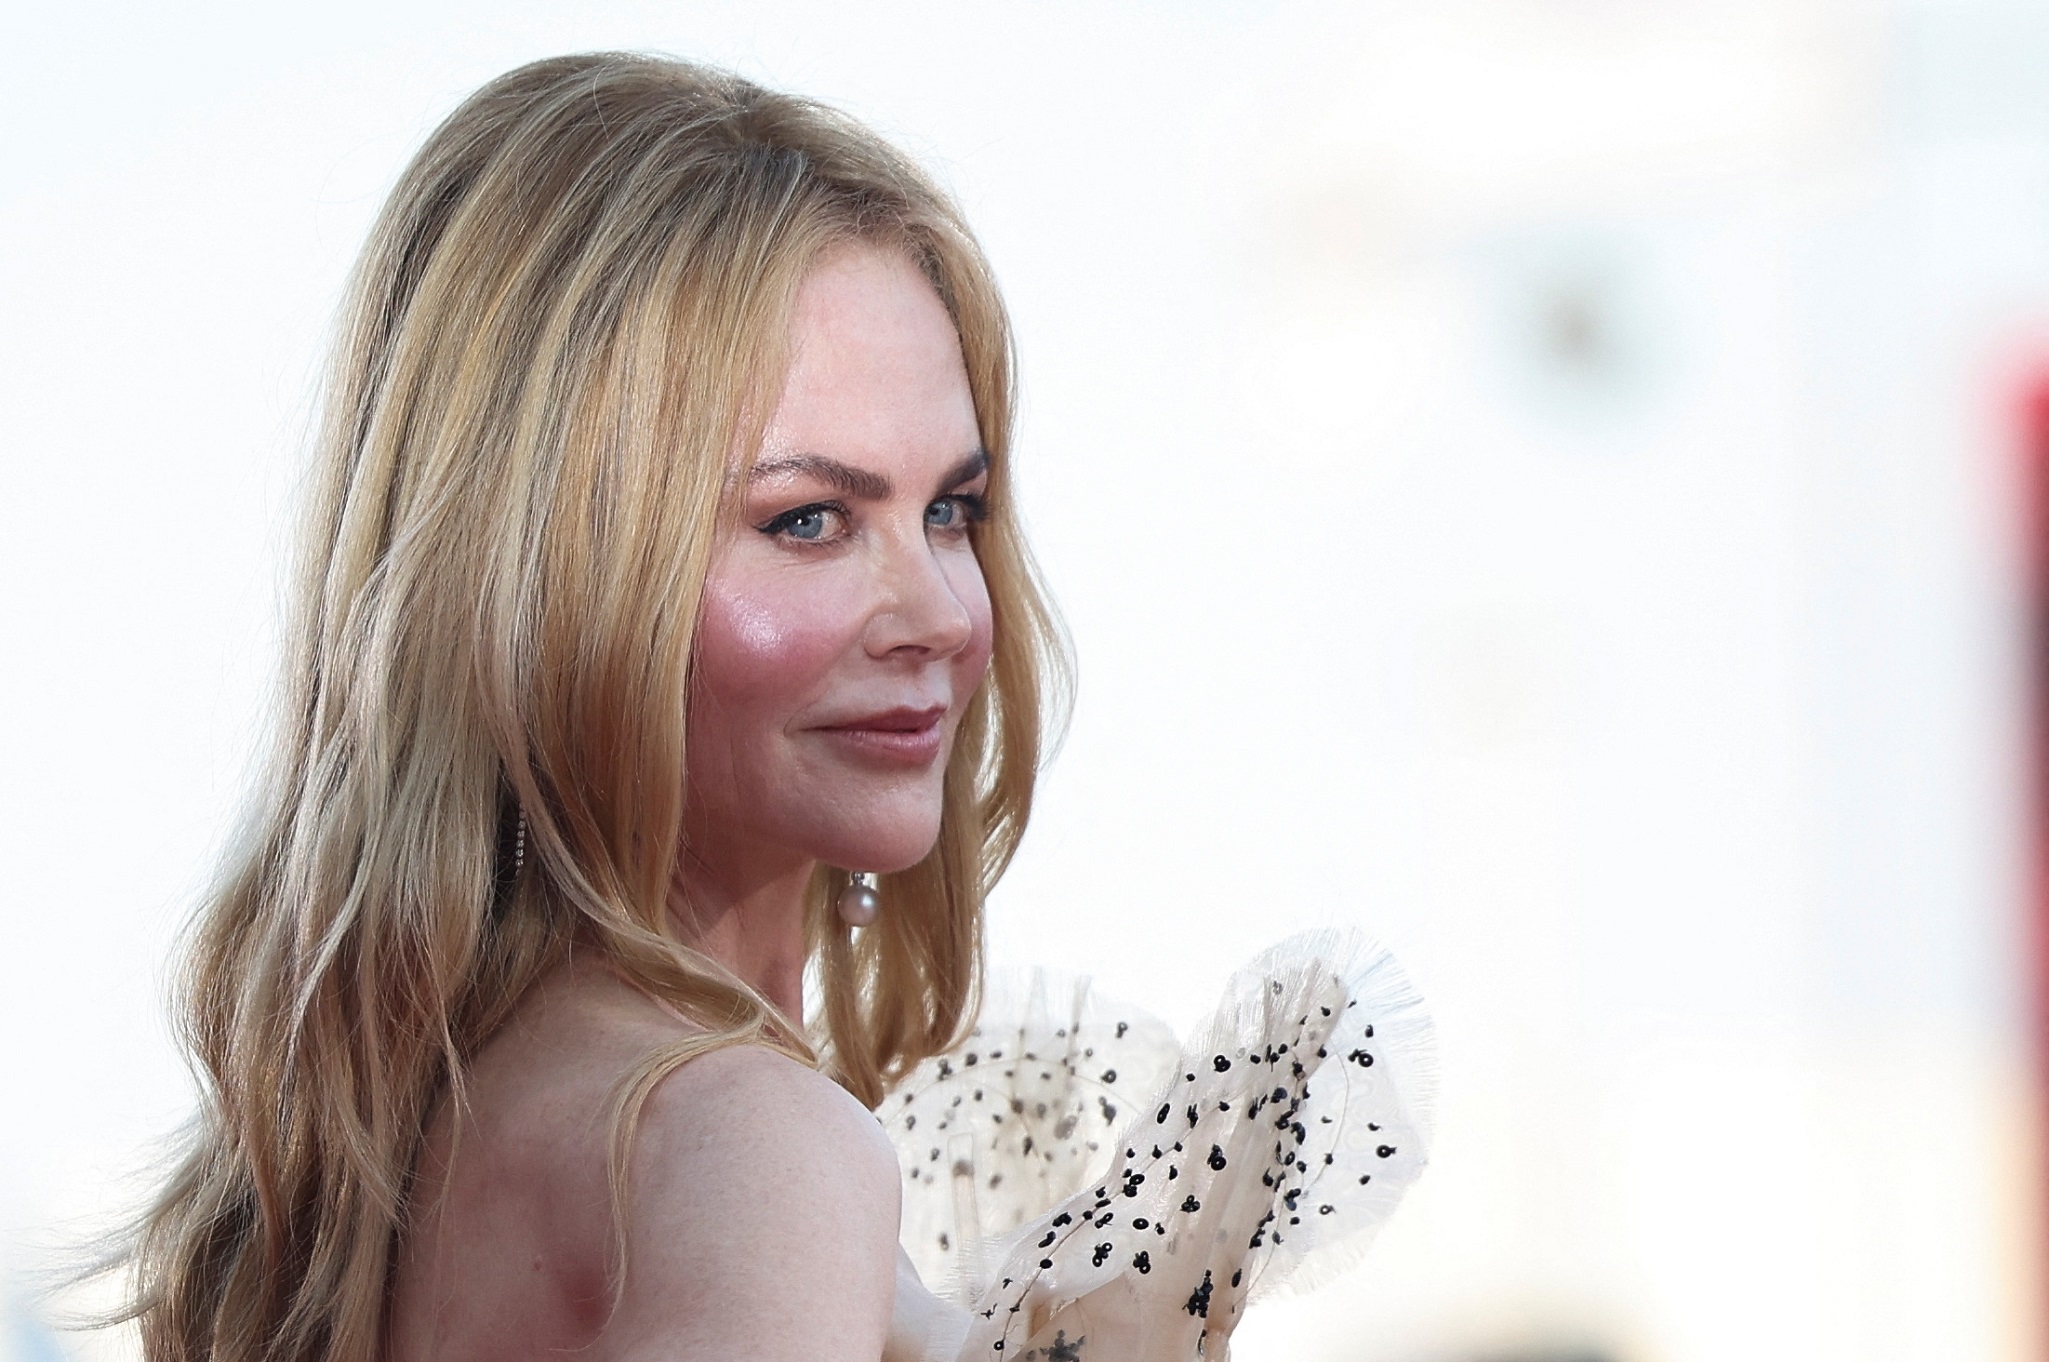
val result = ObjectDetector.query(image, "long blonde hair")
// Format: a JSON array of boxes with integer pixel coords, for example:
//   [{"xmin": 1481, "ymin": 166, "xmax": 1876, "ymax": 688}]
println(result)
[{"xmin": 121, "ymin": 52, "xmax": 1066, "ymax": 1362}]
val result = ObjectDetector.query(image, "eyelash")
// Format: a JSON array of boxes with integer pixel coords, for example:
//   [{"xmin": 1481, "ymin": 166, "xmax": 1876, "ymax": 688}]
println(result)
[
  {"xmin": 754, "ymin": 493, "xmax": 990, "ymax": 542},
  {"xmin": 755, "ymin": 501, "xmax": 847, "ymax": 541},
  {"xmin": 936, "ymin": 492, "xmax": 990, "ymax": 527}
]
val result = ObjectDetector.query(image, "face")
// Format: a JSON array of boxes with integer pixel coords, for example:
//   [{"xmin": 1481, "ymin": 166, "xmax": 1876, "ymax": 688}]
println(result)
[{"xmin": 683, "ymin": 243, "xmax": 995, "ymax": 882}]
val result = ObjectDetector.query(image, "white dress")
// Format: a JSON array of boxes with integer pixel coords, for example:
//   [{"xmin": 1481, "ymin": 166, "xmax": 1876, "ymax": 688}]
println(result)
[{"xmin": 881, "ymin": 931, "xmax": 1436, "ymax": 1362}]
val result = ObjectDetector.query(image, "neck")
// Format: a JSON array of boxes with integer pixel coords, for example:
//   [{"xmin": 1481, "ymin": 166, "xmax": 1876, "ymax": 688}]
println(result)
[{"xmin": 666, "ymin": 840, "xmax": 814, "ymax": 1022}]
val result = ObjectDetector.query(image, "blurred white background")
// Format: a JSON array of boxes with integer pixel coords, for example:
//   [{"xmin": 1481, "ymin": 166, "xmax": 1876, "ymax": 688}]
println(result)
[{"xmin": 3, "ymin": 2, "xmax": 2045, "ymax": 1359}]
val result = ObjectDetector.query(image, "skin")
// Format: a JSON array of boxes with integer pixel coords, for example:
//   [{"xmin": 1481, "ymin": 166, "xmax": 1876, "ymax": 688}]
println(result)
[{"xmin": 384, "ymin": 243, "xmax": 994, "ymax": 1362}]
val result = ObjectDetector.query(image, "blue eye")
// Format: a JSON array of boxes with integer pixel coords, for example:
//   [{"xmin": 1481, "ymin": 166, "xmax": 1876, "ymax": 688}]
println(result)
[
  {"xmin": 926, "ymin": 494, "xmax": 987, "ymax": 530},
  {"xmin": 757, "ymin": 502, "xmax": 845, "ymax": 542}
]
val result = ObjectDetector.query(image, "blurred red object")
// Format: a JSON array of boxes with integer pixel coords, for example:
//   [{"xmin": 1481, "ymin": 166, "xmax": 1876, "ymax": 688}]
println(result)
[
  {"xmin": 2023, "ymin": 368, "xmax": 2049, "ymax": 916},
  {"xmin": 2021, "ymin": 367, "xmax": 2049, "ymax": 1348}
]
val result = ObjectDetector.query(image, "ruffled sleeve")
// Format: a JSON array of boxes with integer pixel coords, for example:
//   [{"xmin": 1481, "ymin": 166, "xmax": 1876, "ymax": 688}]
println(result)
[{"xmin": 884, "ymin": 931, "xmax": 1435, "ymax": 1362}]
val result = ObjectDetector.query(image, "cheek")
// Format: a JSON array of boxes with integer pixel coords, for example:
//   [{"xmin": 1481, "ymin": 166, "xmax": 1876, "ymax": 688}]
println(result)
[{"xmin": 693, "ymin": 566, "xmax": 860, "ymax": 727}]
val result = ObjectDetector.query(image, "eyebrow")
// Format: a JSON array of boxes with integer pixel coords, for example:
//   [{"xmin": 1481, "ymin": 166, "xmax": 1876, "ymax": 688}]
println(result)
[
  {"xmin": 942, "ymin": 448, "xmax": 990, "ymax": 489},
  {"xmin": 747, "ymin": 448, "xmax": 989, "ymax": 500}
]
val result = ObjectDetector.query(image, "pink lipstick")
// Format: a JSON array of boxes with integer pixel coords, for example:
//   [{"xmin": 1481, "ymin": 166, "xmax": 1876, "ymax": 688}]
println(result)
[{"xmin": 814, "ymin": 705, "xmax": 948, "ymax": 767}]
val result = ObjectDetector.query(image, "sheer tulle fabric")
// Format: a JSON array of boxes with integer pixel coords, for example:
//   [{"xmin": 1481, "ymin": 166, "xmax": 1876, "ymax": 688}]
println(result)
[{"xmin": 883, "ymin": 931, "xmax": 1435, "ymax": 1361}]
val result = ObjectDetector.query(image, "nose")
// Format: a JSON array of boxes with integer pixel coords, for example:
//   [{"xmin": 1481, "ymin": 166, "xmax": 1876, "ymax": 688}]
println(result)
[{"xmin": 863, "ymin": 531, "xmax": 976, "ymax": 661}]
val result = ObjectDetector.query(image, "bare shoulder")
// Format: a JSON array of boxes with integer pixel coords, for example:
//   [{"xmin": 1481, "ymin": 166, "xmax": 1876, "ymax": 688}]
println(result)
[
  {"xmin": 388, "ymin": 958, "xmax": 899, "ymax": 1362},
  {"xmin": 596, "ymin": 1018, "xmax": 901, "ymax": 1361},
  {"xmin": 495, "ymin": 957, "xmax": 896, "ymax": 1210},
  {"xmin": 639, "ymin": 1038, "xmax": 897, "ymax": 1175}
]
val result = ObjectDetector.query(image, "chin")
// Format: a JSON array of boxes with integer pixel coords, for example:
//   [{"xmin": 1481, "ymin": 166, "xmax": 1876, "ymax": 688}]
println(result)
[
  {"xmin": 814, "ymin": 804, "xmax": 945, "ymax": 875},
  {"xmin": 844, "ymin": 828, "xmax": 944, "ymax": 875}
]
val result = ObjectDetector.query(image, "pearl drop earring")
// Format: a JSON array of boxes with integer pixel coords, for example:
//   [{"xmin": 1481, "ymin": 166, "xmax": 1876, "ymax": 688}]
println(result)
[{"xmin": 837, "ymin": 871, "xmax": 880, "ymax": 927}]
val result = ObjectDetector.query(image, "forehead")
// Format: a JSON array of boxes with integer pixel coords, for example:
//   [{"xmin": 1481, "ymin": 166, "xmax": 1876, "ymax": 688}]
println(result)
[{"xmin": 758, "ymin": 242, "xmax": 979, "ymax": 470}]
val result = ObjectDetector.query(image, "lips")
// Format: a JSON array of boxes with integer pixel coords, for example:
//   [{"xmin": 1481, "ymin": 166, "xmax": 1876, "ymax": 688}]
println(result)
[{"xmin": 814, "ymin": 705, "xmax": 949, "ymax": 767}]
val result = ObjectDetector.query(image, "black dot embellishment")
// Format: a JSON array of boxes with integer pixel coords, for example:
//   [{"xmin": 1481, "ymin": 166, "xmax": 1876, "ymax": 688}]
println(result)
[
  {"xmin": 1377, "ymin": 1144, "xmax": 1397, "ymax": 1158},
  {"xmin": 1039, "ymin": 1231, "xmax": 1057, "ymax": 1248},
  {"xmin": 1181, "ymin": 1195, "xmax": 1201, "ymax": 1213},
  {"xmin": 1213, "ymin": 1054, "xmax": 1231, "ymax": 1072},
  {"xmin": 1092, "ymin": 1242, "xmax": 1112, "ymax": 1266},
  {"xmin": 1186, "ymin": 1269, "xmax": 1215, "ymax": 1318},
  {"xmin": 1133, "ymin": 1250, "xmax": 1152, "ymax": 1274},
  {"xmin": 1208, "ymin": 1145, "xmax": 1228, "ymax": 1171}
]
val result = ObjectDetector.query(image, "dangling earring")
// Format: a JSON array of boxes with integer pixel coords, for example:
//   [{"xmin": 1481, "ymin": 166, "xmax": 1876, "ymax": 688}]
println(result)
[
  {"xmin": 837, "ymin": 870, "xmax": 880, "ymax": 927},
  {"xmin": 514, "ymin": 809, "xmax": 527, "ymax": 875}
]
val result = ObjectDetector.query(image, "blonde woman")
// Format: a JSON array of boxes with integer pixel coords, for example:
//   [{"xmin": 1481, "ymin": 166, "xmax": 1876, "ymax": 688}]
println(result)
[{"xmin": 118, "ymin": 52, "xmax": 1433, "ymax": 1362}]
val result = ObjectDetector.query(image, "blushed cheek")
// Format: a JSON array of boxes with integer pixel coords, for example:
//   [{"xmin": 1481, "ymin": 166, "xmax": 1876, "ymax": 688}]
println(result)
[
  {"xmin": 687, "ymin": 569, "xmax": 857, "ymax": 831},
  {"xmin": 694, "ymin": 572, "xmax": 853, "ymax": 707}
]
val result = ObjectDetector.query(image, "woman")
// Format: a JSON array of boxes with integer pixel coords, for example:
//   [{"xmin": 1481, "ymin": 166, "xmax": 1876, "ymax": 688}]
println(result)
[
  {"xmin": 119, "ymin": 51, "xmax": 1431, "ymax": 1362},
  {"xmin": 123, "ymin": 52, "xmax": 1059, "ymax": 1362}
]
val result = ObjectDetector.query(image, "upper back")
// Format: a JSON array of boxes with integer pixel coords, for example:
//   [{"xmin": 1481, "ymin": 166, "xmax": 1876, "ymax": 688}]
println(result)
[{"xmin": 384, "ymin": 954, "xmax": 901, "ymax": 1362}]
